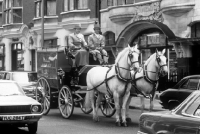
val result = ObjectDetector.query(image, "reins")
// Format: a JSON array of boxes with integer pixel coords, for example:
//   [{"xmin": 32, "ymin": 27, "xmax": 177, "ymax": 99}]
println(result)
[
  {"xmin": 131, "ymin": 53, "xmax": 167, "ymax": 99},
  {"xmin": 86, "ymin": 49, "xmax": 139, "ymax": 97}
]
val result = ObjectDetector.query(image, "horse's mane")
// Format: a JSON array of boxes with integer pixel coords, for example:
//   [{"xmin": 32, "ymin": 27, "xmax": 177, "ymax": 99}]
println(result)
[
  {"xmin": 144, "ymin": 52, "xmax": 156, "ymax": 65},
  {"xmin": 115, "ymin": 47, "xmax": 129, "ymax": 63}
]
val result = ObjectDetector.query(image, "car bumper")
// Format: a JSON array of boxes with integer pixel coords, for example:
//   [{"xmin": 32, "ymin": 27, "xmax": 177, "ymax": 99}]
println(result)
[
  {"xmin": 0, "ymin": 114, "xmax": 42, "ymax": 124},
  {"xmin": 137, "ymin": 131, "xmax": 148, "ymax": 134}
]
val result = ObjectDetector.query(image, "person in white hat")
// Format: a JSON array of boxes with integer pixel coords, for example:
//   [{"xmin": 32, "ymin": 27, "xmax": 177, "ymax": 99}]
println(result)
[
  {"xmin": 88, "ymin": 23, "xmax": 108, "ymax": 64},
  {"xmin": 68, "ymin": 24, "xmax": 89, "ymax": 67}
]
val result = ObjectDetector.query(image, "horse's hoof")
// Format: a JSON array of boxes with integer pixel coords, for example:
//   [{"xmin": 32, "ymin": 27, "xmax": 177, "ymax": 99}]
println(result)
[
  {"xmin": 115, "ymin": 121, "xmax": 121, "ymax": 127},
  {"xmin": 121, "ymin": 122, "xmax": 128, "ymax": 127},
  {"xmin": 126, "ymin": 118, "xmax": 132, "ymax": 123}
]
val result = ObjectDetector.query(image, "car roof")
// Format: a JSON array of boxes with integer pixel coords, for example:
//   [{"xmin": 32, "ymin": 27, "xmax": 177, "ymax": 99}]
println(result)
[
  {"xmin": 0, "ymin": 71, "xmax": 37, "ymax": 73},
  {"xmin": 182, "ymin": 75, "xmax": 200, "ymax": 79}
]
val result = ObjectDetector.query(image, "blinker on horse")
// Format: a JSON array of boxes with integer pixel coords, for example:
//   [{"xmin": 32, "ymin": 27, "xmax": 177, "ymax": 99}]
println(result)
[{"xmin": 85, "ymin": 45, "xmax": 140, "ymax": 127}]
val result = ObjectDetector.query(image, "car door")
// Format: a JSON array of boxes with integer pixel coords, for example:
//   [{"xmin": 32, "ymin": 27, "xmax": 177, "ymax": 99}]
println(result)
[{"xmin": 178, "ymin": 78, "xmax": 200, "ymax": 102}]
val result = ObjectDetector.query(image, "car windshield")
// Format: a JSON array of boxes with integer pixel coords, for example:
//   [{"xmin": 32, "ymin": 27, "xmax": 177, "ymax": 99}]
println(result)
[{"xmin": 0, "ymin": 82, "xmax": 24, "ymax": 96}]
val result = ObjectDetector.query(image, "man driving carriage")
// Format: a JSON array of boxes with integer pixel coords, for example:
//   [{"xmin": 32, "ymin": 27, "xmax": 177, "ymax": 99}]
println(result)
[
  {"xmin": 88, "ymin": 23, "xmax": 108, "ymax": 64},
  {"xmin": 68, "ymin": 24, "xmax": 89, "ymax": 67}
]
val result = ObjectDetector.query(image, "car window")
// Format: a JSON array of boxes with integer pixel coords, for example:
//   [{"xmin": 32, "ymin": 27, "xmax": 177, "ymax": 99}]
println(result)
[
  {"xmin": 180, "ymin": 79, "xmax": 189, "ymax": 89},
  {"xmin": 5, "ymin": 73, "xmax": 10, "ymax": 80},
  {"xmin": 0, "ymin": 72, "xmax": 5, "ymax": 79},
  {"xmin": 180, "ymin": 78, "xmax": 199, "ymax": 90},
  {"xmin": 185, "ymin": 96, "xmax": 200, "ymax": 116},
  {"xmin": 188, "ymin": 79, "xmax": 199, "ymax": 89},
  {"xmin": 28, "ymin": 73, "xmax": 37, "ymax": 82}
]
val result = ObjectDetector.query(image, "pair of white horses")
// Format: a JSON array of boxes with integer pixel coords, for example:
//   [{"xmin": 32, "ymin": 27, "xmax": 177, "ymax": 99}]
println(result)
[{"xmin": 85, "ymin": 45, "xmax": 168, "ymax": 126}]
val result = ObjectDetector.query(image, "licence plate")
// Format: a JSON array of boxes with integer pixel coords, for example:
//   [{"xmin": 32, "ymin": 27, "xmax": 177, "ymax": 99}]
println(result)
[{"xmin": 2, "ymin": 116, "xmax": 25, "ymax": 121}]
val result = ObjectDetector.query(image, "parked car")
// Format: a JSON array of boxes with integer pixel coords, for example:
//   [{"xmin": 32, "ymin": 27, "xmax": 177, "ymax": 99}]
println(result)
[
  {"xmin": 138, "ymin": 90, "xmax": 200, "ymax": 134},
  {"xmin": 0, "ymin": 80, "xmax": 42, "ymax": 134},
  {"xmin": 159, "ymin": 75, "xmax": 200, "ymax": 110},
  {"xmin": 0, "ymin": 71, "xmax": 37, "ymax": 97}
]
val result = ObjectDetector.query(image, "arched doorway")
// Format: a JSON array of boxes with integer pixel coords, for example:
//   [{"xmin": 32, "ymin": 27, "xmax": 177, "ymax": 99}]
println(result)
[{"xmin": 116, "ymin": 20, "xmax": 177, "ymax": 90}]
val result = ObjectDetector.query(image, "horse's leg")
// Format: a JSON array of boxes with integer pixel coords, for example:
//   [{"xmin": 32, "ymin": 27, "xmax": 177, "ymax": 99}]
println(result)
[
  {"xmin": 113, "ymin": 92, "xmax": 121, "ymax": 126},
  {"xmin": 94, "ymin": 92, "xmax": 103, "ymax": 122},
  {"xmin": 140, "ymin": 96, "xmax": 145, "ymax": 113},
  {"xmin": 149, "ymin": 96, "xmax": 154, "ymax": 112},
  {"xmin": 125, "ymin": 96, "xmax": 132, "ymax": 123},
  {"xmin": 121, "ymin": 91, "xmax": 130, "ymax": 127},
  {"xmin": 85, "ymin": 87, "xmax": 96, "ymax": 121}
]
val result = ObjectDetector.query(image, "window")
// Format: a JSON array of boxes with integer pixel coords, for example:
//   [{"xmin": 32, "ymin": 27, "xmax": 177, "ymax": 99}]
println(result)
[
  {"xmin": 63, "ymin": 0, "xmax": 88, "ymax": 12},
  {"xmin": 0, "ymin": 1, "xmax": 3, "ymax": 26},
  {"xmin": 35, "ymin": 1, "xmax": 41, "ymax": 18},
  {"xmin": 35, "ymin": 0, "xmax": 56, "ymax": 18},
  {"xmin": 0, "ymin": 45, "xmax": 5, "ymax": 71},
  {"xmin": 46, "ymin": 0, "xmax": 56, "ymax": 15},
  {"xmin": 107, "ymin": 0, "xmax": 113, "ymax": 6},
  {"xmin": 105, "ymin": 31, "xmax": 115, "ymax": 46},
  {"xmin": 43, "ymin": 38, "xmax": 58, "ymax": 48},
  {"xmin": 191, "ymin": 23, "xmax": 200, "ymax": 38},
  {"xmin": 4, "ymin": 0, "xmax": 22, "ymax": 24},
  {"xmin": 12, "ymin": 42, "xmax": 24, "ymax": 71}
]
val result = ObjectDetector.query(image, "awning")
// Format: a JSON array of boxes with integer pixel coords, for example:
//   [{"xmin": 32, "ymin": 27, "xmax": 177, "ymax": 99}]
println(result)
[{"xmin": 169, "ymin": 37, "xmax": 200, "ymax": 43}]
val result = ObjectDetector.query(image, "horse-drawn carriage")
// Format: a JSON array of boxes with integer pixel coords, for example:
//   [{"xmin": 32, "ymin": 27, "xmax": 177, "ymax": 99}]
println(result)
[
  {"xmin": 35, "ymin": 48, "xmax": 116, "ymax": 118},
  {"xmin": 34, "ymin": 45, "xmax": 168, "ymax": 126}
]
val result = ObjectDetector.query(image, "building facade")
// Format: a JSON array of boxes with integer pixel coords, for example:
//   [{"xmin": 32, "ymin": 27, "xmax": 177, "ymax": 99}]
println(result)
[
  {"xmin": 0, "ymin": 0, "xmax": 100, "ymax": 72},
  {"xmin": 100, "ymin": 0, "xmax": 200, "ymax": 89}
]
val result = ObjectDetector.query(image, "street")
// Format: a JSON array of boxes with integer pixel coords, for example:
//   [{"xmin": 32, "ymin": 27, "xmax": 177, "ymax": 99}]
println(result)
[{"xmin": 1, "ymin": 107, "xmax": 152, "ymax": 134}]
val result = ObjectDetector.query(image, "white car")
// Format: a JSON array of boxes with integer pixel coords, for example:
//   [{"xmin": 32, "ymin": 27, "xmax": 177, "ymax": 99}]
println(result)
[
  {"xmin": 0, "ymin": 71, "xmax": 37, "ymax": 97},
  {"xmin": 0, "ymin": 80, "xmax": 42, "ymax": 134}
]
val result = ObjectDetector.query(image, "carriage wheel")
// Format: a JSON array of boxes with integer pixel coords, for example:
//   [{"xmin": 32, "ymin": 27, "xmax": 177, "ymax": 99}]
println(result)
[
  {"xmin": 58, "ymin": 85, "xmax": 74, "ymax": 119},
  {"xmin": 35, "ymin": 77, "xmax": 51, "ymax": 115},
  {"xmin": 79, "ymin": 96, "xmax": 93, "ymax": 114},
  {"xmin": 100, "ymin": 95, "xmax": 116, "ymax": 117}
]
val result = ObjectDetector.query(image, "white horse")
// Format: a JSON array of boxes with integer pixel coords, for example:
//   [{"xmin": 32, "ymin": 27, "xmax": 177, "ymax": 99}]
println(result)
[
  {"xmin": 126, "ymin": 49, "xmax": 168, "ymax": 120},
  {"xmin": 85, "ymin": 45, "xmax": 140, "ymax": 126}
]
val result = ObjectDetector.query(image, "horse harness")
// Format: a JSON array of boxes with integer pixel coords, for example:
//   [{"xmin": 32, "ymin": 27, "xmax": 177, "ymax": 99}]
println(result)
[
  {"xmin": 131, "ymin": 54, "xmax": 167, "ymax": 100},
  {"xmin": 87, "ymin": 50, "xmax": 139, "ymax": 98}
]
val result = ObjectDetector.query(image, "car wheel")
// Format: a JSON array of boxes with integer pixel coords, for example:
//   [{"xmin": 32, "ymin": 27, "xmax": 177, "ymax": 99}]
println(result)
[{"xmin": 28, "ymin": 122, "xmax": 38, "ymax": 134}]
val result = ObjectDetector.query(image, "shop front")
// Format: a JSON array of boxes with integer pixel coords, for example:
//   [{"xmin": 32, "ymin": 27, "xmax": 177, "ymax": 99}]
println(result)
[{"xmin": 116, "ymin": 20, "xmax": 177, "ymax": 91}]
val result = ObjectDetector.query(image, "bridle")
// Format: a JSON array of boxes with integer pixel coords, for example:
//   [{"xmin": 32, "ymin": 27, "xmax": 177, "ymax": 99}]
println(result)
[
  {"xmin": 115, "ymin": 50, "xmax": 139, "ymax": 82},
  {"xmin": 131, "ymin": 53, "xmax": 168, "ymax": 100},
  {"xmin": 156, "ymin": 54, "xmax": 167, "ymax": 76}
]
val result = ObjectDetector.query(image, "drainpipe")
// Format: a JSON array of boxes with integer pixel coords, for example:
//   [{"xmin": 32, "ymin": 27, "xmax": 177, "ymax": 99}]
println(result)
[{"xmin": 41, "ymin": 0, "xmax": 44, "ymax": 49}]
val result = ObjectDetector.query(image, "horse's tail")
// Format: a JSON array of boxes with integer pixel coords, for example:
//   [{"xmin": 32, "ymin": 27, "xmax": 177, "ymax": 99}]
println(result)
[
  {"xmin": 84, "ymin": 89, "xmax": 93, "ymax": 108},
  {"xmin": 84, "ymin": 73, "xmax": 94, "ymax": 108}
]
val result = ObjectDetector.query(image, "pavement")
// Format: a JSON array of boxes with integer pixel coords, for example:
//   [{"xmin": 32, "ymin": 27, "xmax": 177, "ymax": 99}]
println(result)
[{"xmin": 129, "ymin": 91, "xmax": 168, "ymax": 112}]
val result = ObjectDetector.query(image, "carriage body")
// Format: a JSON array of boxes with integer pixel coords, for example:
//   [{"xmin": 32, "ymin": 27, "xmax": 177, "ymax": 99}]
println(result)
[{"xmin": 35, "ymin": 49, "xmax": 116, "ymax": 117}]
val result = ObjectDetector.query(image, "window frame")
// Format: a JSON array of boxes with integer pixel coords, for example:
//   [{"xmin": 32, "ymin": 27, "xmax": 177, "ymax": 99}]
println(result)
[
  {"xmin": 3, "ymin": 0, "xmax": 23, "ymax": 25},
  {"xmin": 63, "ymin": 0, "xmax": 88, "ymax": 12}
]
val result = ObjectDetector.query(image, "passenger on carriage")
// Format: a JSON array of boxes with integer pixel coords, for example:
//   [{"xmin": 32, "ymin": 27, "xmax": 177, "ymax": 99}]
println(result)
[
  {"xmin": 88, "ymin": 23, "xmax": 108, "ymax": 65},
  {"xmin": 68, "ymin": 24, "xmax": 89, "ymax": 67}
]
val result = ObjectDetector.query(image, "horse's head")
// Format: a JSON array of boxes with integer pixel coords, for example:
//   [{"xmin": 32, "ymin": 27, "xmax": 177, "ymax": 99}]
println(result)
[
  {"xmin": 128, "ymin": 44, "xmax": 140, "ymax": 71},
  {"xmin": 156, "ymin": 49, "xmax": 168, "ymax": 77}
]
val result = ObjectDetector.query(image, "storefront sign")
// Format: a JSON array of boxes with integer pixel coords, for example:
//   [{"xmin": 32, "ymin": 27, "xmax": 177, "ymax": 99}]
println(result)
[
  {"xmin": 133, "ymin": 1, "xmax": 163, "ymax": 22},
  {"xmin": 140, "ymin": 34, "xmax": 166, "ymax": 47}
]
